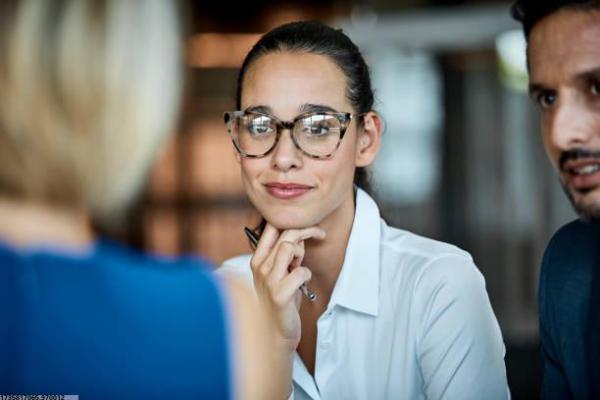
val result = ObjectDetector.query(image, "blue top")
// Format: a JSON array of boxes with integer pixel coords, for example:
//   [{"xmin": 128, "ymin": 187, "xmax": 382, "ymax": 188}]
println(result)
[
  {"xmin": 539, "ymin": 219, "xmax": 600, "ymax": 399},
  {"xmin": 0, "ymin": 239, "xmax": 231, "ymax": 399}
]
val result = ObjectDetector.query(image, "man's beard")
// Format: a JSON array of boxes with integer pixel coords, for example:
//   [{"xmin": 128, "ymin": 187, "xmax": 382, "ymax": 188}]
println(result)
[
  {"xmin": 561, "ymin": 182, "xmax": 600, "ymax": 221},
  {"xmin": 559, "ymin": 148, "xmax": 600, "ymax": 222}
]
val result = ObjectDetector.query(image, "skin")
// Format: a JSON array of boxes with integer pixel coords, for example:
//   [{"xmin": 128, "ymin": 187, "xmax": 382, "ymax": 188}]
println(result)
[
  {"xmin": 237, "ymin": 51, "xmax": 382, "ymax": 391},
  {"xmin": 0, "ymin": 200, "xmax": 94, "ymax": 251},
  {"xmin": 528, "ymin": 8, "xmax": 600, "ymax": 218}
]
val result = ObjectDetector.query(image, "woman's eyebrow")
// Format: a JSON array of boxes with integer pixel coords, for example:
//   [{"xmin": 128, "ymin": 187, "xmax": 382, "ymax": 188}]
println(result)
[
  {"xmin": 299, "ymin": 103, "xmax": 338, "ymax": 113},
  {"xmin": 245, "ymin": 105, "xmax": 272, "ymax": 114}
]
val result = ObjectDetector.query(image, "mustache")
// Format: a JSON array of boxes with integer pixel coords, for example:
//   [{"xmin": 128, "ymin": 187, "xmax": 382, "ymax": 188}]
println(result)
[{"xmin": 559, "ymin": 148, "xmax": 600, "ymax": 172}]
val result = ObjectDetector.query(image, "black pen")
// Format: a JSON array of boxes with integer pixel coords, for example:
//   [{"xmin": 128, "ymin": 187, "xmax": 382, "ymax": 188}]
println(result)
[{"xmin": 244, "ymin": 227, "xmax": 317, "ymax": 302}]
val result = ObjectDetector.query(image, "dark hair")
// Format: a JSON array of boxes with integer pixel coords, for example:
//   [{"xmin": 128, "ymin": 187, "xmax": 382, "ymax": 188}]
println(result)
[
  {"xmin": 511, "ymin": 0, "xmax": 600, "ymax": 39},
  {"xmin": 235, "ymin": 20, "xmax": 375, "ymax": 193}
]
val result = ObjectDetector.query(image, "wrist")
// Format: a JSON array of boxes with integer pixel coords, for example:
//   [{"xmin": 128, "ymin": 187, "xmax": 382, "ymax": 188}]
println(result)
[{"xmin": 269, "ymin": 341, "xmax": 295, "ymax": 400}]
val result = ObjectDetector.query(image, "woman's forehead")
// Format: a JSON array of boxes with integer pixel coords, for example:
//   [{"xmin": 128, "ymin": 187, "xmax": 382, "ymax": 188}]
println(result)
[{"xmin": 241, "ymin": 52, "xmax": 349, "ymax": 115}]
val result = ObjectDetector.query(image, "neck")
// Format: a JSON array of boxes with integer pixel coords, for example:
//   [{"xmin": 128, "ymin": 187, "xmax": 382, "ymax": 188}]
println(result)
[
  {"xmin": 302, "ymin": 189, "xmax": 356, "ymax": 303},
  {"xmin": 0, "ymin": 197, "xmax": 95, "ymax": 252}
]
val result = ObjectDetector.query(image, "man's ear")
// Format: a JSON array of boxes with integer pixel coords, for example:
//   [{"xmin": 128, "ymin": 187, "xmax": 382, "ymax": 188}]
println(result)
[{"xmin": 355, "ymin": 111, "xmax": 382, "ymax": 167}]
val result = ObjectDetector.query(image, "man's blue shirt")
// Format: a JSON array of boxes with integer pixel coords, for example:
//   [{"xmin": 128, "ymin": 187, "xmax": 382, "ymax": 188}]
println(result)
[{"xmin": 539, "ymin": 219, "xmax": 600, "ymax": 399}]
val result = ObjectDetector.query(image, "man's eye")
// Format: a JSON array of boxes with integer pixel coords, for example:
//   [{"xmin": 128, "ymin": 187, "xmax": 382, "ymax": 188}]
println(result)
[
  {"xmin": 590, "ymin": 80, "xmax": 600, "ymax": 96},
  {"xmin": 537, "ymin": 91, "xmax": 557, "ymax": 109}
]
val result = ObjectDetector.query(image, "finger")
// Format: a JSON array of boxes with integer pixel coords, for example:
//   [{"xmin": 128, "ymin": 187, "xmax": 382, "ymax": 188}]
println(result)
[
  {"xmin": 268, "ymin": 241, "xmax": 304, "ymax": 284},
  {"xmin": 260, "ymin": 226, "xmax": 321, "ymax": 277},
  {"xmin": 250, "ymin": 223, "xmax": 279, "ymax": 270},
  {"xmin": 288, "ymin": 247, "xmax": 303, "ymax": 272},
  {"xmin": 272, "ymin": 267, "xmax": 312, "ymax": 308},
  {"xmin": 278, "ymin": 226, "xmax": 326, "ymax": 245}
]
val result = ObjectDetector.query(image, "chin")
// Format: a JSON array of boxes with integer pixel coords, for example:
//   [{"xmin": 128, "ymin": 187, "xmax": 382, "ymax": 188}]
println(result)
[
  {"xmin": 564, "ymin": 184, "xmax": 600, "ymax": 222},
  {"xmin": 261, "ymin": 209, "xmax": 321, "ymax": 231},
  {"xmin": 265, "ymin": 216, "xmax": 315, "ymax": 231}
]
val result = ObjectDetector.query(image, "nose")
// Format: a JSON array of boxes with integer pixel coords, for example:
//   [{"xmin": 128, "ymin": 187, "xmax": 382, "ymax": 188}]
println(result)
[
  {"xmin": 270, "ymin": 128, "xmax": 303, "ymax": 172},
  {"xmin": 548, "ymin": 99, "xmax": 596, "ymax": 151}
]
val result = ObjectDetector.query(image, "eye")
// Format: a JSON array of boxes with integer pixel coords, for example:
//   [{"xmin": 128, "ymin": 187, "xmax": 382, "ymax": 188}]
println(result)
[
  {"xmin": 246, "ymin": 116, "xmax": 274, "ymax": 136},
  {"xmin": 248, "ymin": 123, "xmax": 271, "ymax": 135},
  {"xmin": 590, "ymin": 80, "xmax": 600, "ymax": 96},
  {"xmin": 300, "ymin": 115, "xmax": 340, "ymax": 137},
  {"xmin": 536, "ymin": 90, "xmax": 557, "ymax": 109},
  {"xmin": 307, "ymin": 123, "xmax": 330, "ymax": 136}
]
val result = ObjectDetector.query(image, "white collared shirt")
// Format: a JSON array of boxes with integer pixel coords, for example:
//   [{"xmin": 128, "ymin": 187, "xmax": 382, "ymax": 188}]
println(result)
[{"xmin": 218, "ymin": 189, "xmax": 510, "ymax": 399}]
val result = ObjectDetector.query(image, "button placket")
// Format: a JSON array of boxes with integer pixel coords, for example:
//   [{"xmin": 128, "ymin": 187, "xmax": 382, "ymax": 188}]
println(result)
[
  {"xmin": 315, "ymin": 306, "xmax": 337, "ymax": 396},
  {"xmin": 317, "ymin": 310, "xmax": 332, "ymax": 351}
]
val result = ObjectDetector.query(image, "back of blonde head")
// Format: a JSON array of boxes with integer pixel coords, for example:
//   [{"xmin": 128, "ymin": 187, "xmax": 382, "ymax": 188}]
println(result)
[{"xmin": 0, "ymin": 0, "xmax": 182, "ymax": 225}]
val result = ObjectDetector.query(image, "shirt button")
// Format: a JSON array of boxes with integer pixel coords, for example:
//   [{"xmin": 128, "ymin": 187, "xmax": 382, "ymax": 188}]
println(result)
[{"xmin": 320, "ymin": 341, "xmax": 331, "ymax": 350}]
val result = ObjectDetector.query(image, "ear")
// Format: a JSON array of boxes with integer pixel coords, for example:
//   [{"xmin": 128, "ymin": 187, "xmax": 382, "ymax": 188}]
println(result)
[{"xmin": 355, "ymin": 111, "xmax": 382, "ymax": 167}]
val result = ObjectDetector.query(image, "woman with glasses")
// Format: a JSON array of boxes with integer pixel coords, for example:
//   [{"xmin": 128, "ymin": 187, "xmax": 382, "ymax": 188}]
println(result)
[{"xmin": 219, "ymin": 21, "xmax": 509, "ymax": 399}]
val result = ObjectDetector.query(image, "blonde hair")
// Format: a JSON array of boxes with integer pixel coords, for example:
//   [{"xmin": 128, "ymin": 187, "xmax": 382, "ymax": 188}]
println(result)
[{"xmin": 0, "ymin": 0, "xmax": 182, "ymax": 225}]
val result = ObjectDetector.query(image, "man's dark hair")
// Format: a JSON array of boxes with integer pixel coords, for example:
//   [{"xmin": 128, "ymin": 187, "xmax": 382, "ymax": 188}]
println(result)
[{"xmin": 511, "ymin": 0, "xmax": 600, "ymax": 39}]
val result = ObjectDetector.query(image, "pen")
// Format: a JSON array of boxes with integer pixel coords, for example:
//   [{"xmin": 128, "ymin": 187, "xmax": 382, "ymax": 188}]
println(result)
[{"xmin": 244, "ymin": 226, "xmax": 317, "ymax": 302}]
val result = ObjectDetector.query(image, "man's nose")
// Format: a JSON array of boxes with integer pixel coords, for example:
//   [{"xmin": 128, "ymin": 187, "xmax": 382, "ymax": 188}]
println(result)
[{"xmin": 548, "ymin": 100, "xmax": 596, "ymax": 151}]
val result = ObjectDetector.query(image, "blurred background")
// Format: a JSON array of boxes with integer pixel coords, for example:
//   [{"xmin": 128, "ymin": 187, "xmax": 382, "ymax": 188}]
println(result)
[{"xmin": 116, "ymin": 1, "xmax": 576, "ymax": 398}]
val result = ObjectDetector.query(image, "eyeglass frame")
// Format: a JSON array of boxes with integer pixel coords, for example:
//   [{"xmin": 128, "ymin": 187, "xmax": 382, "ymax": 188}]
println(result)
[{"xmin": 224, "ymin": 110, "xmax": 363, "ymax": 159}]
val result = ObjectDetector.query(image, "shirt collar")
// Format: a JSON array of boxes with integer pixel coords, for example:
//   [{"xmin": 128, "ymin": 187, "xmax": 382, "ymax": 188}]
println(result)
[{"xmin": 328, "ymin": 187, "xmax": 381, "ymax": 317}]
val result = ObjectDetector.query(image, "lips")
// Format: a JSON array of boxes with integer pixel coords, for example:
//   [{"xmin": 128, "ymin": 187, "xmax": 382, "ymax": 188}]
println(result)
[
  {"xmin": 561, "ymin": 159, "xmax": 600, "ymax": 192},
  {"xmin": 264, "ymin": 182, "xmax": 314, "ymax": 200}
]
